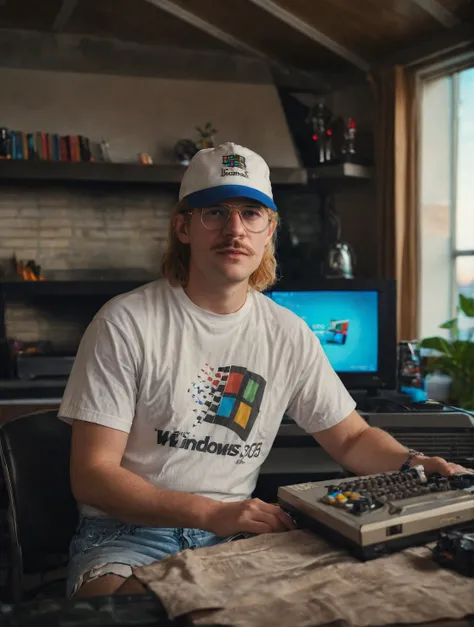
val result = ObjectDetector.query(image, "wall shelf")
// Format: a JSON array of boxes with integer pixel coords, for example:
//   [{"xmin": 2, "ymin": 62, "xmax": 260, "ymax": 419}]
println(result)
[
  {"xmin": 0, "ymin": 278, "xmax": 155, "ymax": 297},
  {"xmin": 0, "ymin": 160, "xmax": 372, "ymax": 186},
  {"xmin": 308, "ymin": 163, "xmax": 373, "ymax": 181},
  {"xmin": 0, "ymin": 378, "xmax": 67, "ymax": 401},
  {"xmin": 0, "ymin": 160, "xmax": 308, "ymax": 186}
]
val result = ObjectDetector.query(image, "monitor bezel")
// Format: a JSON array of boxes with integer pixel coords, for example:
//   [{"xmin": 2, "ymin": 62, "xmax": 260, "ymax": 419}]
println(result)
[{"xmin": 268, "ymin": 279, "xmax": 397, "ymax": 391}]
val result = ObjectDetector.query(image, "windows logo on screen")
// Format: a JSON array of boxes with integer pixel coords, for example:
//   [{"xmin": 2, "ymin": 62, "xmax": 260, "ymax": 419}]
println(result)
[
  {"xmin": 325, "ymin": 319, "xmax": 349, "ymax": 345},
  {"xmin": 196, "ymin": 366, "xmax": 266, "ymax": 441}
]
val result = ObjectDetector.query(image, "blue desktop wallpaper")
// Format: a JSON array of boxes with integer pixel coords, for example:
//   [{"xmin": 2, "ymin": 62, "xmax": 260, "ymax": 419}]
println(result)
[{"xmin": 270, "ymin": 291, "xmax": 379, "ymax": 373}]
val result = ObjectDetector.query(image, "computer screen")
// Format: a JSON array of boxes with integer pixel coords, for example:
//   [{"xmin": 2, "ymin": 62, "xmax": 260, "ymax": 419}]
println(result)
[{"xmin": 269, "ymin": 290, "xmax": 379, "ymax": 374}]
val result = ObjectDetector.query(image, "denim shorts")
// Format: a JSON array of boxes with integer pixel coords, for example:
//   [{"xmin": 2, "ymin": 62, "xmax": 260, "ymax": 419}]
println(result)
[{"xmin": 67, "ymin": 516, "xmax": 235, "ymax": 597}]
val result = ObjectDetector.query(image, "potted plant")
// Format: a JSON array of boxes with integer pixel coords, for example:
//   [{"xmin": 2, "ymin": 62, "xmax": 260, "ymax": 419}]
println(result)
[
  {"xmin": 196, "ymin": 122, "xmax": 217, "ymax": 150},
  {"xmin": 420, "ymin": 295, "xmax": 474, "ymax": 410}
]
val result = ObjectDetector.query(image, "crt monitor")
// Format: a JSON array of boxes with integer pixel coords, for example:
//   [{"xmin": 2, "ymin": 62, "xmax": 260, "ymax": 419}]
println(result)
[{"xmin": 268, "ymin": 280, "xmax": 397, "ymax": 391}]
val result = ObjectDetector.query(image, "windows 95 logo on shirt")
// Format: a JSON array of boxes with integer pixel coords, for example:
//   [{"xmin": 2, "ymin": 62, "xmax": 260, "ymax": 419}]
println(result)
[
  {"xmin": 155, "ymin": 364, "xmax": 267, "ymax": 465},
  {"xmin": 190, "ymin": 364, "xmax": 266, "ymax": 441}
]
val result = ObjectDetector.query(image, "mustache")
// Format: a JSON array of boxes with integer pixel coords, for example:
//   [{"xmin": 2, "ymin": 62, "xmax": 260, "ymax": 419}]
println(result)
[{"xmin": 211, "ymin": 240, "xmax": 254, "ymax": 255}]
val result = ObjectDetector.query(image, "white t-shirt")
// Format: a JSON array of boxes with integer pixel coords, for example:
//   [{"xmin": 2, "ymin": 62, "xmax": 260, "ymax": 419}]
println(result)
[{"xmin": 59, "ymin": 279, "xmax": 355, "ymax": 517}]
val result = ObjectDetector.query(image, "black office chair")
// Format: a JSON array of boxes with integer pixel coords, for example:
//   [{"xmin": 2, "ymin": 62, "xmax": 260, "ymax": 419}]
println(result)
[{"xmin": 0, "ymin": 409, "xmax": 79, "ymax": 602}]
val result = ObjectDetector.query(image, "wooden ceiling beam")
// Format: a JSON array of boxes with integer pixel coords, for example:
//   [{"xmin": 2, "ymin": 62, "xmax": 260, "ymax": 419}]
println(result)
[
  {"xmin": 144, "ymin": 0, "xmax": 327, "ymax": 88},
  {"xmin": 409, "ymin": 0, "xmax": 461, "ymax": 27},
  {"xmin": 52, "ymin": 0, "xmax": 79, "ymax": 32},
  {"xmin": 145, "ymin": 0, "xmax": 271, "ymax": 59},
  {"xmin": 246, "ymin": 0, "xmax": 369, "ymax": 71}
]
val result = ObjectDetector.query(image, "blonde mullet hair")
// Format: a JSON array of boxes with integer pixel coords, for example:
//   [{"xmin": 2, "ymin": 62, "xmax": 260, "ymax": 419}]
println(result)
[{"xmin": 161, "ymin": 199, "xmax": 279, "ymax": 292}]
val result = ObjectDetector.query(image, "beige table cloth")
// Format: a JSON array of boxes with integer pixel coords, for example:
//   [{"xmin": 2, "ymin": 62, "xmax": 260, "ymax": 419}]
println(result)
[{"xmin": 133, "ymin": 530, "xmax": 474, "ymax": 627}]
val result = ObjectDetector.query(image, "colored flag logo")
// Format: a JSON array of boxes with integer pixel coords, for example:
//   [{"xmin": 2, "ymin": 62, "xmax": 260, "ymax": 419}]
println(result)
[{"xmin": 190, "ymin": 365, "xmax": 266, "ymax": 441}]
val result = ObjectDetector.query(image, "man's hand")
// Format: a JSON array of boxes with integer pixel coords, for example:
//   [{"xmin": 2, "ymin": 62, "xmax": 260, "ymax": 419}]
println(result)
[
  {"xmin": 205, "ymin": 498, "xmax": 296, "ymax": 537},
  {"xmin": 413, "ymin": 456, "xmax": 474, "ymax": 476}
]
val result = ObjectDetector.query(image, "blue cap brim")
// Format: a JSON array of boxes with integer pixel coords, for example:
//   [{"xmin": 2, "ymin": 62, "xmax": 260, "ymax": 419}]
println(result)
[{"xmin": 185, "ymin": 185, "xmax": 277, "ymax": 212}]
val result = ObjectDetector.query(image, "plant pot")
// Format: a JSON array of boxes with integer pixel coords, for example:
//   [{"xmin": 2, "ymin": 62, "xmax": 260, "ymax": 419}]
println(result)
[{"xmin": 425, "ymin": 373, "xmax": 452, "ymax": 402}]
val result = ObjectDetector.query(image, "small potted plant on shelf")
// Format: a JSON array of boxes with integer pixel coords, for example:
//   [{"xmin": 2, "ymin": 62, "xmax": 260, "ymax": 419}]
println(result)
[
  {"xmin": 420, "ymin": 295, "xmax": 474, "ymax": 410},
  {"xmin": 195, "ymin": 122, "xmax": 217, "ymax": 150}
]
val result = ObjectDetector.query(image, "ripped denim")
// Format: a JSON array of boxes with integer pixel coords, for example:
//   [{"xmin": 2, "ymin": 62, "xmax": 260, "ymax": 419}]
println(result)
[{"xmin": 67, "ymin": 516, "xmax": 233, "ymax": 597}]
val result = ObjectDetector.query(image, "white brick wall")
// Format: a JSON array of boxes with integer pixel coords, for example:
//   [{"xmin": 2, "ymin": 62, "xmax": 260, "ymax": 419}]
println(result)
[{"xmin": 1, "ymin": 184, "xmax": 175, "ymax": 350}]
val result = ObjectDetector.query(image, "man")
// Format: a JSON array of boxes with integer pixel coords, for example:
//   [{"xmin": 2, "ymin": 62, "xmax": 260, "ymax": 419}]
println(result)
[{"xmin": 60, "ymin": 141, "xmax": 470, "ymax": 599}]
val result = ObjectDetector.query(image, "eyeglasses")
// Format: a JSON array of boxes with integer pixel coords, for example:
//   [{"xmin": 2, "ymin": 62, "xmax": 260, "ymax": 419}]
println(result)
[{"xmin": 183, "ymin": 203, "xmax": 272, "ymax": 233}]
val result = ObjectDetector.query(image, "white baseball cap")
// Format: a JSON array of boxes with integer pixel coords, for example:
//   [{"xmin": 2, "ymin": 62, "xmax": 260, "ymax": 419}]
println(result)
[{"xmin": 178, "ymin": 141, "xmax": 277, "ymax": 211}]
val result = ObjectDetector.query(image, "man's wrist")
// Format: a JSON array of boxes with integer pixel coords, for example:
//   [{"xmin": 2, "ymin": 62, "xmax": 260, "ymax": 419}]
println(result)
[
  {"xmin": 400, "ymin": 449, "xmax": 427, "ymax": 472},
  {"xmin": 196, "ymin": 497, "xmax": 223, "ymax": 533}
]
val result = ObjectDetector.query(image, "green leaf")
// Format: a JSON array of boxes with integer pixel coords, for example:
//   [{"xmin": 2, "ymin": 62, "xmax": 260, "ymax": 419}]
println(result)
[
  {"xmin": 459, "ymin": 294, "xmax": 474, "ymax": 318},
  {"xmin": 423, "ymin": 296, "xmax": 474, "ymax": 409},
  {"xmin": 440, "ymin": 318, "xmax": 457, "ymax": 330},
  {"xmin": 419, "ymin": 336, "xmax": 451, "ymax": 354}
]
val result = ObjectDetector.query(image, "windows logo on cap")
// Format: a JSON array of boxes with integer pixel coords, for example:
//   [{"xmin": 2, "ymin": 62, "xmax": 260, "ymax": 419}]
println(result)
[{"xmin": 178, "ymin": 141, "xmax": 277, "ymax": 212}]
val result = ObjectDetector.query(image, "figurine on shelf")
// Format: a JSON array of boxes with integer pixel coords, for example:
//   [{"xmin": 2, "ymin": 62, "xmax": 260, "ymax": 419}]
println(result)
[
  {"xmin": 306, "ymin": 103, "xmax": 335, "ymax": 165},
  {"xmin": 195, "ymin": 122, "xmax": 217, "ymax": 150},
  {"xmin": 99, "ymin": 138, "xmax": 111, "ymax": 162},
  {"xmin": 139, "ymin": 152, "xmax": 153, "ymax": 164},
  {"xmin": 341, "ymin": 118, "xmax": 357, "ymax": 161},
  {"xmin": 174, "ymin": 139, "xmax": 198, "ymax": 166}
]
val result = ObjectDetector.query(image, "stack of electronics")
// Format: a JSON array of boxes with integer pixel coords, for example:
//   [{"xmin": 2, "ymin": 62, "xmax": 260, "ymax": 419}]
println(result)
[
  {"xmin": 278, "ymin": 465, "xmax": 474, "ymax": 562},
  {"xmin": 269, "ymin": 280, "xmax": 474, "ymax": 469}
]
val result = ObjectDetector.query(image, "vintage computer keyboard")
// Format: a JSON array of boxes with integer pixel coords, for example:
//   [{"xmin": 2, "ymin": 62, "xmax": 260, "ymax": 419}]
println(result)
[{"xmin": 278, "ymin": 466, "xmax": 474, "ymax": 560}]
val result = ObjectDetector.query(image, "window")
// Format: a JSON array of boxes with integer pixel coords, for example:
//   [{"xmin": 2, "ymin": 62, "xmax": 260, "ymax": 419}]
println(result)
[
  {"xmin": 419, "ymin": 65, "xmax": 474, "ymax": 339},
  {"xmin": 456, "ymin": 69, "xmax": 474, "ymax": 300}
]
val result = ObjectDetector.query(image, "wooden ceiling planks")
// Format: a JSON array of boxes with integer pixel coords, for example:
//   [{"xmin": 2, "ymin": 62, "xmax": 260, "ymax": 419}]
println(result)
[
  {"xmin": 166, "ymin": 0, "xmax": 353, "ymax": 72},
  {"xmin": 271, "ymin": 0, "xmax": 459, "ymax": 59},
  {"xmin": 0, "ymin": 0, "xmax": 471, "ymax": 78},
  {"xmin": 247, "ymin": 0, "xmax": 369, "ymax": 69},
  {"xmin": 63, "ymin": 0, "xmax": 232, "ymax": 50}
]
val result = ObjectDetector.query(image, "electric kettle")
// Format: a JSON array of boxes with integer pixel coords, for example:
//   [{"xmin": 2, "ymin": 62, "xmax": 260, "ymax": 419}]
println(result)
[{"xmin": 324, "ymin": 241, "xmax": 355, "ymax": 279}]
